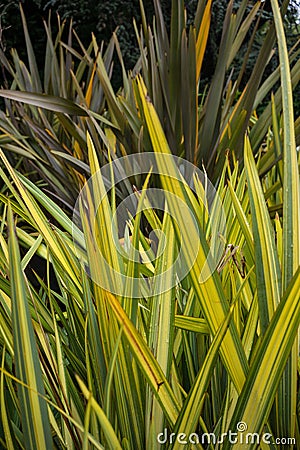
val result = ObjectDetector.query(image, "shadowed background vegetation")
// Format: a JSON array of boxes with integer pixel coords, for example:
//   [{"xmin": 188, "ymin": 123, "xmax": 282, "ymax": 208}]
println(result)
[{"xmin": 1, "ymin": 1, "xmax": 299, "ymax": 109}]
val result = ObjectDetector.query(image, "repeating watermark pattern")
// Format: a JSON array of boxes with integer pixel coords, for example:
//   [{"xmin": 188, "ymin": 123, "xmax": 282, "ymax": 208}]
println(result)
[
  {"xmin": 72, "ymin": 153, "xmax": 226, "ymax": 297},
  {"xmin": 157, "ymin": 423, "xmax": 296, "ymax": 446}
]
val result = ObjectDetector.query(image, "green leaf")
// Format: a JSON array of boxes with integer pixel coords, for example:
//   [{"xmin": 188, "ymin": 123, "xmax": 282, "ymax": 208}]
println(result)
[
  {"xmin": 106, "ymin": 290, "xmax": 180, "ymax": 426},
  {"xmin": 270, "ymin": 0, "xmax": 300, "ymax": 440},
  {"xmin": 174, "ymin": 316, "xmax": 209, "ymax": 334},
  {"xmin": 136, "ymin": 76, "xmax": 248, "ymax": 393},
  {"xmin": 20, "ymin": 4, "xmax": 42, "ymax": 93},
  {"xmin": 171, "ymin": 307, "xmax": 233, "ymax": 450},
  {"xmin": 146, "ymin": 210, "xmax": 177, "ymax": 447},
  {"xmin": 244, "ymin": 135, "xmax": 281, "ymax": 333},
  {"xmin": 224, "ymin": 267, "xmax": 300, "ymax": 450},
  {"xmin": 0, "ymin": 150, "xmax": 82, "ymax": 291},
  {"xmin": 0, "ymin": 90, "xmax": 88, "ymax": 116},
  {"xmin": 7, "ymin": 203, "xmax": 52, "ymax": 450},
  {"xmin": 77, "ymin": 376, "xmax": 122, "ymax": 450}
]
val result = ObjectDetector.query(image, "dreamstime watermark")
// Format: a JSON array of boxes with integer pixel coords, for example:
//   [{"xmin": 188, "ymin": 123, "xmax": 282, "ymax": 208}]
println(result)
[
  {"xmin": 72, "ymin": 153, "xmax": 226, "ymax": 297},
  {"xmin": 157, "ymin": 422, "xmax": 296, "ymax": 446}
]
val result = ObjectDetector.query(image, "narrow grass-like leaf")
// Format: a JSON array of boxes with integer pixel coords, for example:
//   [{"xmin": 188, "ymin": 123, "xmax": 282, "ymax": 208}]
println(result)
[
  {"xmin": 19, "ymin": 5, "xmax": 42, "ymax": 93},
  {"xmin": 0, "ymin": 150, "xmax": 82, "ymax": 291},
  {"xmin": 171, "ymin": 307, "xmax": 233, "ymax": 450},
  {"xmin": 270, "ymin": 0, "xmax": 300, "ymax": 286},
  {"xmin": 76, "ymin": 376, "xmax": 122, "ymax": 450},
  {"xmin": 1, "ymin": 349, "xmax": 15, "ymax": 450},
  {"xmin": 146, "ymin": 210, "xmax": 176, "ymax": 448},
  {"xmin": 137, "ymin": 76, "xmax": 248, "ymax": 394},
  {"xmin": 7, "ymin": 203, "xmax": 52, "ymax": 450},
  {"xmin": 244, "ymin": 136, "xmax": 281, "ymax": 332},
  {"xmin": 83, "ymin": 133, "xmax": 124, "ymax": 293},
  {"xmin": 224, "ymin": 267, "xmax": 300, "ymax": 450},
  {"xmin": 195, "ymin": 0, "xmax": 212, "ymax": 82},
  {"xmin": 227, "ymin": 180, "xmax": 254, "ymax": 265},
  {"xmin": 270, "ymin": 0, "xmax": 300, "ymax": 440},
  {"xmin": 106, "ymin": 291, "xmax": 180, "ymax": 426},
  {"xmin": 174, "ymin": 316, "xmax": 209, "ymax": 334},
  {"xmin": 0, "ymin": 90, "xmax": 88, "ymax": 116}
]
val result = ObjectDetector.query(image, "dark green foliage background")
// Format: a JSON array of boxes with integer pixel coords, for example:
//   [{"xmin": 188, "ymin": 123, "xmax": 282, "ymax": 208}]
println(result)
[{"xmin": 0, "ymin": 0, "xmax": 299, "ymax": 112}]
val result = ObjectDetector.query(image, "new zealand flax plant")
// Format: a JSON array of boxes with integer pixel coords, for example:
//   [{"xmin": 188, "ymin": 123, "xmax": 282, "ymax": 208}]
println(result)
[{"xmin": 0, "ymin": 0, "xmax": 299, "ymax": 449}]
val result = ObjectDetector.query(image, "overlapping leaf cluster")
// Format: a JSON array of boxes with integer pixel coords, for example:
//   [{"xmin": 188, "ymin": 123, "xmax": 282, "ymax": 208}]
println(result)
[{"xmin": 0, "ymin": 1, "xmax": 299, "ymax": 449}]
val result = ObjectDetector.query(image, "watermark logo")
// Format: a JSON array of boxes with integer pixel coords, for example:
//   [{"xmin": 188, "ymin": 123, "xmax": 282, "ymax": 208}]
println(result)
[
  {"xmin": 72, "ymin": 153, "xmax": 226, "ymax": 297},
  {"xmin": 236, "ymin": 421, "xmax": 248, "ymax": 432},
  {"xmin": 157, "ymin": 423, "xmax": 296, "ymax": 446}
]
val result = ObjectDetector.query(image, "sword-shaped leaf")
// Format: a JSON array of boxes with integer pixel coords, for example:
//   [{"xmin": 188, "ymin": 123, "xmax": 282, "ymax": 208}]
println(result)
[
  {"xmin": 7, "ymin": 203, "xmax": 52, "ymax": 450},
  {"xmin": 136, "ymin": 76, "xmax": 248, "ymax": 393},
  {"xmin": 271, "ymin": 0, "xmax": 300, "ymax": 439},
  {"xmin": 0, "ymin": 90, "xmax": 88, "ymax": 116},
  {"xmin": 244, "ymin": 135, "xmax": 281, "ymax": 333},
  {"xmin": 224, "ymin": 267, "xmax": 300, "ymax": 450}
]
